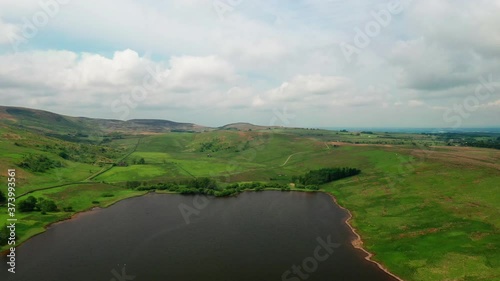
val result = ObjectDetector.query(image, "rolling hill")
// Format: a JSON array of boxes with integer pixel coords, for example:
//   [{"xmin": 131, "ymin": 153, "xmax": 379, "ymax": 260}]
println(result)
[{"xmin": 0, "ymin": 106, "xmax": 212, "ymax": 139}]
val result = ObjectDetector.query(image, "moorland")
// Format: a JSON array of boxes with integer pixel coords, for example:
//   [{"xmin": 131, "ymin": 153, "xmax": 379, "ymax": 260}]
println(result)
[{"xmin": 0, "ymin": 106, "xmax": 499, "ymax": 281}]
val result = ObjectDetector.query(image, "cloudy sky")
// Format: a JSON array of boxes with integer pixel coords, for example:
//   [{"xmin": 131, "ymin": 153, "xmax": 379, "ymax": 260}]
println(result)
[{"xmin": 0, "ymin": 0, "xmax": 499, "ymax": 128}]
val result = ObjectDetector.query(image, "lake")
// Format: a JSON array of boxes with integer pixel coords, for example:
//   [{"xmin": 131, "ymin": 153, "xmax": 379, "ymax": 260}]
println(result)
[{"xmin": 1, "ymin": 191, "xmax": 399, "ymax": 281}]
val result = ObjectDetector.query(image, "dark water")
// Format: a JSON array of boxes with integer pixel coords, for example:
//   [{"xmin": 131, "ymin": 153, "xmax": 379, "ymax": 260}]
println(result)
[{"xmin": 1, "ymin": 192, "xmax": 398, "ymax": 281}]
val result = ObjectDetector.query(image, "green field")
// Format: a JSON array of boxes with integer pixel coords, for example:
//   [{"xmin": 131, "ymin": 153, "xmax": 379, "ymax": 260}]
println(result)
[{"xmin": 0, "ymin": 125, "xmax": 499, "ymax": 281}]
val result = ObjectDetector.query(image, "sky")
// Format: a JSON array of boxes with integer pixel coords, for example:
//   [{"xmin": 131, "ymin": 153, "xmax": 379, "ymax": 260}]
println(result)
[{"xmin": 0, "ymin": 0, "xmax": 499, "ymax": 128}]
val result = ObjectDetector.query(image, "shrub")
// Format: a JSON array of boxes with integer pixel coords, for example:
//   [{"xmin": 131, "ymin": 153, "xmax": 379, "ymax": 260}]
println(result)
[
  {"xmin": 19, "ymin": 196, "xmax": 38, "ymax": 212},
  {"xmin": 0, "ymin": 190, "xmax": 6, "ymax": 204},
  {"xmin": 37, "ymin": 198, "xmax": 58, "ymax": 212},
  {"xmin": 0, "ymin": 225, "xmax": 9, "ymax": 246},
  {"xmin": 294, "ymin": 167, "xmax": 361, "ymax": 185},
  {"xmin": 18, "ymin": 154, "xmax": 63, "ymax": 173}
]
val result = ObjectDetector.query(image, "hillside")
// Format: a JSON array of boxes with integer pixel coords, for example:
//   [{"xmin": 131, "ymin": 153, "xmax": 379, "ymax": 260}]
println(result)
[
  {"xmin": 0, "ymin": 106, "xmax": 209, "ymax": 139},
  {"xmin": 219, "ymin": 122, "xmax": 281, "ymax": 131},
  {"xmin": 0, "ymin": 106, "xmax": 499, "ymax": 281}
]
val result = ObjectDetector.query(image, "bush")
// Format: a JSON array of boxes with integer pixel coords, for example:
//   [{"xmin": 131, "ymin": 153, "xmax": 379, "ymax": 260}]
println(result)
[
  {"xmin": 188, "ymin": 178, "xmax": 217, "ymax": 190},
  {"xmin": 295, "ymin": 167, "xmax": 361, "ymax": 185},
  {"xmin": 37, "ymin": 198, "xmax": 58, "ymax": 212},
  {"xmin": 137, "ymin": 186, "xmax": 155, "ymax": 191},
  {"xmin": 58, "ymin": 151, "xmax": 70, "ymax": 159},
  {"xmin": 215, "ymin": 189, "xmax": 236, "ymax": 197},
  {"xmin": 179, "ymin": 188, "xmax": 198, "ymax": 195},
  {"xmin": 0, "ymin": 190, "xmax": 6, "ymax": 204},
  {"xmin": 63, "ymin": 206, "xmax": 74, "ymax": 212},
  {"xmin": 0, "ymin": 225, "xmax": 9, "ymax": 246},
  {"xmin": 18, "ymin": 154, "xmax": 63, "ymax": 173},
  {"xmin": 305, "ymin": 185, "xmax": 320, "ymax": 191},
  {"xmin": 126, "ymin": 181, "xmax": 141, "ymax": 189},
  {"xmin": 19, "ymin": 196, "xmax": 38, "ymax": 212}
]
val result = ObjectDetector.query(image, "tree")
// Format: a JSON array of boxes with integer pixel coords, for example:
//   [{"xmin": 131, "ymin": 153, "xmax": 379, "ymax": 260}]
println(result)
[
  {"xmin": 0, "ymin": 190, "xmax": 6, "ymax": 204},
  {"xmin": 294, "ymin": 167, "xmax": 361, "ymax": 185},
  {"xmin": 138, "ymin": 158, "xmax": 146, "ymax": 165},
  {"xmin": 58, "ymin": 151, "xmax": 70, "ymax": 159},
  {"xmin": 19, "ymin": 154, "xmax": 63, "ymax": 173},
  {"xmin": 0, "ymin": 225, "xmax": 9, "ymax": 246},
  {"xmin": 126, "ymin": 181, "xmax": 141, "ymax": 189},
  {"xmin": 19, "ymin": 196, "xmax": 38, "ymax": 212},
  {"xmin": 37, "ymin": 198, "xmax": 58, "ymax": 212}
]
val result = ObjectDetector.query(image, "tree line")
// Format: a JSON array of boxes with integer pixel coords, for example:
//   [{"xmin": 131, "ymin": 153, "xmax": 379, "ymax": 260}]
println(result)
[
  {"xmin": 125, "ymin": 178, "xmax": 294, "ymax": 197},
  {"xmin": 292, "ymin": 167, "xmax": 361, "ymax": 185},
  {"xmin": 18, "ymin": 196, "xmax": 58, "ymax": 214},
  {"xmin": 18, "ymin": 154, "xmax": 63, "ymax": 173}
]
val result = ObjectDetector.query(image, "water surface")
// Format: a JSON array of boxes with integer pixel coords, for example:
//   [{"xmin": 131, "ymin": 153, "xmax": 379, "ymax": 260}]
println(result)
[{"xmin": 1, "ymin": 192, "xmax": 398, "ymax": 281}]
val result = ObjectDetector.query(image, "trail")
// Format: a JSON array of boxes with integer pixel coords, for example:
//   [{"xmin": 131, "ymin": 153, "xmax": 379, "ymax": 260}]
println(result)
[
  {"xmin": 280, "ymin": 152, "xmax": 306, "ymax": 167},
  {"xmin": 174, "ymin": 162, "xmax": 197, "ymax": 179},
  {"xmin": 85, "ymin": 137, "xmax": 143, "ymax": 181},
  {"xmin": 15, "ymin": 137, "xmax": 143, "ymax": 199},
  {"xmin": 16, "ymin": 182, "xmax": 86, "ymax": 199}
]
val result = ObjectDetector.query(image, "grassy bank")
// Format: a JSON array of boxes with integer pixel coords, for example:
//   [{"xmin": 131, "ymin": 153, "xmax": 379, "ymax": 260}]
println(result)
[
  {"xmin": 0, "ymin": 183, "xmax": 146, "ymax": 252},
  {"xmin": 1, "ymin": 128, "xmax": 499, "ymax": 281},
  {"xmin": 323, "ymin": 146, "xmax": 499, "ymax": 281}
]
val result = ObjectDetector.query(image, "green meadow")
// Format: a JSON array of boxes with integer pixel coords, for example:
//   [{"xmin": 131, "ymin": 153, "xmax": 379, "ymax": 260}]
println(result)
[{"xmin": 0, "ymin": 127, "xmax": 499, "ymax": 281}]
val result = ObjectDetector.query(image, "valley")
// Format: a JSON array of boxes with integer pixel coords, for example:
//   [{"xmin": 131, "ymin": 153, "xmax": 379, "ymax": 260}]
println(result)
[{"xmin": 0, "ymin": 106, "xmax": 499, "ymax": 281}]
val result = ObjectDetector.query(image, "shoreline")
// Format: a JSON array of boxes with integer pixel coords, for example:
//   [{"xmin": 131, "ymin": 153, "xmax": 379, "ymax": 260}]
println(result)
[
  {"xmin": 0, "ymin": 191, "xmax": 148, "ymax": 254},
  {"xmin": 4, "ymin": 188, "xmax": 405, "ymax": 281},
  {"xmin": 327, "ymin": 193, "xmax": 405, "ymax": 281}
]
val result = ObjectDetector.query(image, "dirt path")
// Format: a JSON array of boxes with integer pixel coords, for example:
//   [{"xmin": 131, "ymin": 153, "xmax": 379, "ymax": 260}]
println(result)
[
  {"xmin": 85, "ymin": 137, "xmax": 143, "ymax": 181},
  {"xmin": 15, "ymin": 137, "xmax": 143, "ymax": 199},
  {"xmin": 280, "ymin": 152, "xmax": 306, "ymax": 166}
]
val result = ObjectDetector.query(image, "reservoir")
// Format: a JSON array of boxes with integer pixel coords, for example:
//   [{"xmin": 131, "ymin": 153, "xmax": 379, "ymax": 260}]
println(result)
[{"xmin": 1, "ymin": 191, "xmax": 398, "ymax": 281}]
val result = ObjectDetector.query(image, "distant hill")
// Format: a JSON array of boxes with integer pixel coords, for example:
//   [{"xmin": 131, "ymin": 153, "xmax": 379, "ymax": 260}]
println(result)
[
  {"xmin": 0, "ymin": 106, "xmax": 209, "ymax": 138},
  {"xmin": 220, "ymin": 122, "xmax": 280, "ymax": 131},
  {"xmin": 0, "ymin": 106, "xmax": 280, "ymax": 140}
]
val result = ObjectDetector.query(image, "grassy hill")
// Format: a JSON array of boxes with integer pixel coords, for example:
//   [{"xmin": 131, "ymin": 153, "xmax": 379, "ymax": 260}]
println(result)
[
  {"xmin": 0, "ymin": 106, "xmax": 210, "ymax": 141},
  {"xmin": 0, "ymin": 106, "xmax": 499, "ymax": 281}
]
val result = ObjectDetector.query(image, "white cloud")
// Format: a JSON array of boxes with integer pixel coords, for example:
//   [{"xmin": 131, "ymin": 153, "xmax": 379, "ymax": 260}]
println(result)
[
  {"xmin": 0, "ymin": 18, "xmax": 20, "ymax": 45},
  {"xmin": 166, "ymin": 55, "xmax": 236, "ymax": 92},
  {"xmin": 0, "ymin": 0, "xmax": 499, "ymax": 127},
  {"xmin": 265, "ymin": 74, "xmax": 351, "ymax": 102}
]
